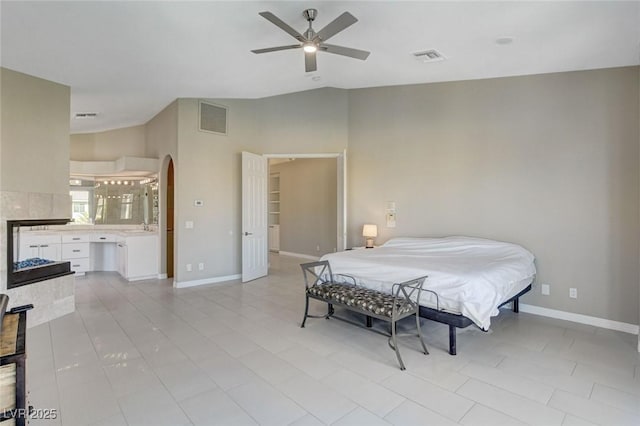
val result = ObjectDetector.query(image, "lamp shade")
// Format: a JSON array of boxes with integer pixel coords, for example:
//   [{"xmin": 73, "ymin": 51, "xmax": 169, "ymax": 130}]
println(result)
[{"xmin": 362, "ymin": 224, "xmax": 378, "ymax": 238}]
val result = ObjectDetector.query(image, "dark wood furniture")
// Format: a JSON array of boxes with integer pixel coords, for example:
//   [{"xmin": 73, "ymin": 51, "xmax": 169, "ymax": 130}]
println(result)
[{"xmin": 1, "ymin": 310, "xmax": 27, "ymax": 425}]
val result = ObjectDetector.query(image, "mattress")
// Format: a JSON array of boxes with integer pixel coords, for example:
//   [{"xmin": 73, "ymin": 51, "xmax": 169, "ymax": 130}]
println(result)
[{"xmin": 320, "ymin": 236, "xmax": 536, "ymax": 330}]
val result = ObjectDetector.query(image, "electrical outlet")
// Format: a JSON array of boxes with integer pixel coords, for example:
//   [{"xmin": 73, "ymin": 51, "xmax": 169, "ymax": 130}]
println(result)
[
  {"xmin": 569, "ymin": 288, "xmax": 578, "ymax": 299},
  {"xmin": 185, "ymin": 221, "xmax": 194, "ymax": 229},
  {"xmin": 198, "ymin": 263, "xmax": 204, "ymax": 271},
  {"xmin": 316, "ymin": 245, "xmax": 320, "ymax": 252},
  {"xmin": 541, "ymin": 284, "xmax": 550, "ymax": 296},
  {"xmin": 186, "ymin": 263, "xmax": 192, "ymax": 272}
]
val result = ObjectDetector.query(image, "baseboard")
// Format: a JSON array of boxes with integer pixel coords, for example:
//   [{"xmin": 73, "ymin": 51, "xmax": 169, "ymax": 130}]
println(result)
[
  {"xmin": 278, "ymin": 251, "xmax": 320, "ymax": 261},
  {"xmin": 174, "ymin": 274, "xmax": 241, "ymax": 289},
  {"xmin": 157, "ymin": 273, "xmax": 168, "ymax": 279},
  {"xmin": 127, "ymin": 275, "xmax": 158, "ymax": 282},
  {"xmin": 519, "ymin": 303, "xmax": 639, "ymax": 335}
]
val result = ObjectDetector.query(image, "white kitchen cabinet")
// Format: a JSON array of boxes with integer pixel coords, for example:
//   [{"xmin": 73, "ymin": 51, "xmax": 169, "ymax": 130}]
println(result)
[
  {"xmin": 39, "ymin": 243, "xmax": 62, "ymax": 262},
  {"xmin": 18, "ymin": 234, "xmax": 61, "ymax": 262},
  {"xmin": 62, "ymin": 242, "xmax": 90, "ymax": 259},
  {"xmin": 116, "ymin": 241, "xmax": 128, "ymax": 278},
  {"xmin": 62, "ymin": 234, "xmax": 90, "ymax": 244},
  {"xmin": 123, "ymin": 235, "xmax": 158, "ymax": 281},
  {"xmin": 17, "ymin": 230, "xmax": 158, "ymax": 281},
  {"xmin": 61, "ymin": 235, "xmax": 90, "ymax": 275},
  {"xmin": 91, "ymin": 234, "xmax": 117, "ymax": 243},
  {"xmin": 68, "ymin": 257, "xmax": 90, "ymax": 274}
]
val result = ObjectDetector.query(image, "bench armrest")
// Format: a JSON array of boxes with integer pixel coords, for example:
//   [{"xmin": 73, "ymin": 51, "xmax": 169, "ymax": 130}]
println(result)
[
  {"xmin": 391, "ymin": 276, "xmax": 429, "ymax": 317},
  {"xmin": 334, "ymin": 274, "xmax": 357, "ymax": 286}
]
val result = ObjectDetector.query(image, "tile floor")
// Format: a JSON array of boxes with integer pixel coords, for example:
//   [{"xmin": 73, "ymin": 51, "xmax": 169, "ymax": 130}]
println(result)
[{"xmin": 25, "ymin": 254, "xmax": 639, "ymax": 425}]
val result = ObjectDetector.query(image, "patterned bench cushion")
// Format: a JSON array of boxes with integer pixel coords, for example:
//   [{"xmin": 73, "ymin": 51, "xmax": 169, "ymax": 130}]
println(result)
[{"xmin": 307, "ymin": 283, "xmax": 413, "ymax": 317}]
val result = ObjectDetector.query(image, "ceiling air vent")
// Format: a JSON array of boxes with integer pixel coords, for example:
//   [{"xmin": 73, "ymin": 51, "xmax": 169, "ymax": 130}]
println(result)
[
  {"xmin": 412, "ymin": 49, "xmax": 445, "ymax": 63},
  {"xmin": 75, "ymin": 112, "xmax": 98, "ymax": 119},
  {"xmin": 199, "ymin": 101, "xmax": 228, "ymax": 135}
]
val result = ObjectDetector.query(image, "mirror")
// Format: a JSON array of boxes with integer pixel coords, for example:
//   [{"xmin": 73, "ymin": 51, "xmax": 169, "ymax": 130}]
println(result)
[{"xmin": 69, "ymin": 176, "xmax": 158, "ymax": 225}]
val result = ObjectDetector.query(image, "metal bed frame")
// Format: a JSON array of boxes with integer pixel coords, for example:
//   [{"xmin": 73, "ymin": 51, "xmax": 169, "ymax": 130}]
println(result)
[
  {"xmin": 301, "ymin": 260, "xmax": 533, "ymax": 356},
  {"xmin": 418, "ymin": 284, "xmax": 532, "ymax": 355}
]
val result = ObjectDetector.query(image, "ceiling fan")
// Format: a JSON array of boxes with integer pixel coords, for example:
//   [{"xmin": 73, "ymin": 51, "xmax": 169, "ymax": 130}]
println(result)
[{"xmin": 251, "ymin": 9, "xmax": 370, "ymax": 73}]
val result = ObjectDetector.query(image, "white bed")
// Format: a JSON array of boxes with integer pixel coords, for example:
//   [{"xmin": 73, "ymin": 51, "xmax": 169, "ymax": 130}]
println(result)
[{"xmin": 320, "ymin": 236, "xmax": 536, "ymax": 330}]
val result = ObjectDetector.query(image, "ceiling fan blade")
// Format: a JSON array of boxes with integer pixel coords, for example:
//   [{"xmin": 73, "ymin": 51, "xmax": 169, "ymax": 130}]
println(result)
[
  {"xmin": 316, "ymin": 12, "xmax": 358, "ymax": 42},
  {"xmin": 251, "ymin": 45, "xmax": 301, "ymax": 54},
  {"xmin": 258, "ymin": 12, "xmax": 305, "ymax": 42},
  {"xmin": 321, "ymin": 44, "xmax": 370, "ymax": 60},
  {"xmin": 305, "ymin": 51, "xmax": 317, "ymax": 73}
]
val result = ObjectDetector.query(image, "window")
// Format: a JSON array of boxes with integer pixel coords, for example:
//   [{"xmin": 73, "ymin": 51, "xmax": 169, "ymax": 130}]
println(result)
[
  {"xmin": 70, "ymin": 190, "xmax": 91, "ymax": 224},
  {"xmin": 120, "ymin": 194, "xmax": 133, "ymax": 220}
]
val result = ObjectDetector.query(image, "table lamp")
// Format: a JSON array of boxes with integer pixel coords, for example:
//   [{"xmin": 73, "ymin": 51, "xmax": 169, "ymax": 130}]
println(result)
[{"xmin": 362, "ymin": 224, "xmax": 378, "ymax": 248}]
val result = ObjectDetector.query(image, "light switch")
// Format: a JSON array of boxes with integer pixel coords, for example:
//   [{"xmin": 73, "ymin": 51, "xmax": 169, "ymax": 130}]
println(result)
[
  {"xmin": 185, "ymin": 221, "xmax": 194, "ymax": 229},
  {"xmin": 386, "ymin": 201, "xmax": 396, "ymax": 228},
  {"xmin": 386, "ymin": 211, "xmax": 396, "ymax": 228}
]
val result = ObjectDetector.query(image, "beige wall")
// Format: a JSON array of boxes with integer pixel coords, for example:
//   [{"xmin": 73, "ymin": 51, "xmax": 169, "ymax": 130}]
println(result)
[
  {"xmin": 144, "ymin": 101, "xmax": 178, "ymax": 277},
  {"xmin": 252, "ymin": 88, "xmax": 349, "ymax": 154},
  {"xmin": 173, "ymin": 98, "xmax": 255, "ymax": 283},
  {"xmin": 70, "ymin": 125, "xmax": 146, "ymax": 161},
  {"xmin": 1, "ymin": 68, "xmax": 70, "ymax": 194},
  {"xmin": 348, "ymin": 66, "xmax": 639, "ymax": 325},
  {"xmin": 172, "ymin": 89, "xmax": 348, "ymax": 283},
  {"xmin": 0, "ymin": 68, "xmax": 74, "ymax": 321},
  {"xmin": 270, "ymin": 158, "xmax": 337, "ymax": 257}
]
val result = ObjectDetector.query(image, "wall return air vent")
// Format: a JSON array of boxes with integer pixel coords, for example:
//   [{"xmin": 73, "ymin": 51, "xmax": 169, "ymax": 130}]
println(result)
[
  {"xmin": 412, "ymin": 49, "xmax": 446, "ymax": 63},
  {"xmin": 199, "ymin": 101, "xmax": 228, "ymax": 135},
  {"xmin": 74, "ymin": 112, "xmax": 98, "ymax": 119}
]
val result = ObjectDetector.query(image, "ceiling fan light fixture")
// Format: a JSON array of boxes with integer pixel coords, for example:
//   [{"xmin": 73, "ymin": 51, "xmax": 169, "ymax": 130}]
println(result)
[
  {"xmin": 303, "ymin": 43, "xmax": 317, "ymax": 53},
  {"xmin": 252, "ymin": 10, "xmax": 369, "ymax": 72}
]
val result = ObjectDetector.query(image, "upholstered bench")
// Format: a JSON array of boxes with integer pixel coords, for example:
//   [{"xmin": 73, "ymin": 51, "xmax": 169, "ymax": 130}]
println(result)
[{"xmin": 300, "ymin": 260, "xmax": 429, "ymax": 370}]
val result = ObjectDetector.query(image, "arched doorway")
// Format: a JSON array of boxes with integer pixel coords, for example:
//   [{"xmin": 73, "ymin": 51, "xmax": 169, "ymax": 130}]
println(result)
[{"xmin": 166, "ymin": 159, "xmax": 175, "ymax": 278}]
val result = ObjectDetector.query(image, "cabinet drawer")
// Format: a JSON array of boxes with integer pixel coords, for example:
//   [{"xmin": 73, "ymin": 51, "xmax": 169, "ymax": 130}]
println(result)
[
  {"xmin": 20, "ymin": 233, "xmax": 61, "ymax": 246},
  {"xmin": 91, "ymin": 234, "xmax": 116, "ymax": 243},
  {"xmin": 68, "ymin": 257, "xmax": 90, "ymax": 272},
  {"xmin": 62, "ymin": 243, "xmax": 90, "ymax": 259},
  {"xmin": 62, "ymin": 234, "xmax": 90, "ymax": 243}
]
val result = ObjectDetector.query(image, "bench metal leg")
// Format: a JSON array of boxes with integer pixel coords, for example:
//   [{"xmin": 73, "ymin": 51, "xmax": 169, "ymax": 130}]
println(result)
[
  {"xmin": 366, "ymin": 316, "xmax": 373, "ymax": 328},
  {"xmin": 328, "ymin": 303, "xmax": 334, "ymax": 318},
  {"xmin": 449, "ymin": 325, "xmax": 457, "ymax": 355},
  {"xmin": 301, "ymin": 295, "xmax": 310, "ymax": 328},
  {"xmin": 416, "ymin": 314, "xmax": 429, "ymax": 355},
  {"xmin": 512, "ymin": 298, "xmax": 519, "ymax": 313},
  {"xmin": 390, "ymin": 321, "xmax": 406, "ymax": 370}
]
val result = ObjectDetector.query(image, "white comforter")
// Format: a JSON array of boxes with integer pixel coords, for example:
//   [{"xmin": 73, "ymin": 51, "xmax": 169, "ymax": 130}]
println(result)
[{"xmin": 320, "ymin": 236, "xmax": 536, "ymax": 330}]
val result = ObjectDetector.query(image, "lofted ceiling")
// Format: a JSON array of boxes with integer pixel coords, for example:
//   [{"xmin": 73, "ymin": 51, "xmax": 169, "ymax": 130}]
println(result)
[{"xmin": 2, "ymin": 1, "xmax": 639, "ymax": 134}]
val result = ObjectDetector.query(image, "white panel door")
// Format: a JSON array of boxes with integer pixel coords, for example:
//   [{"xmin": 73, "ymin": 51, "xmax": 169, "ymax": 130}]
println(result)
[{"xmin": 242, "ymin": 152, "xmax": 268, "ymax": 282}]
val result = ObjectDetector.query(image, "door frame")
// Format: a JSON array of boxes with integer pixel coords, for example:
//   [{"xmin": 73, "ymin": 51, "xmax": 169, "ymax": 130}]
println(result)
[{"xmin": 263, "ymin": 151, "xmax": 347, "ymax": 253}]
